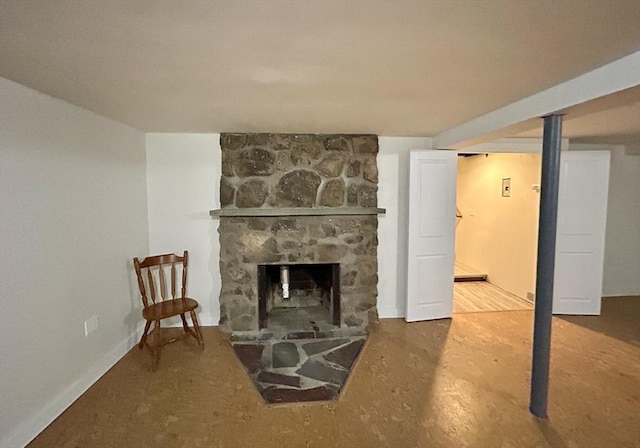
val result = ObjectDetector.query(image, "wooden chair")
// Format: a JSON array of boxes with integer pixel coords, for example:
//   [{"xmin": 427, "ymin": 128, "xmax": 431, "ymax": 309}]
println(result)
[{"xmin": 133, "ymin": 250, "xmax": 204, "ymax": 370}]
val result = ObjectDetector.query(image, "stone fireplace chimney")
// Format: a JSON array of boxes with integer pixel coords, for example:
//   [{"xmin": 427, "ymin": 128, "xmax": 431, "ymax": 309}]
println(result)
[{"xmin": 212, "ymin": 134, "xmax": 383, "ymax": 337}]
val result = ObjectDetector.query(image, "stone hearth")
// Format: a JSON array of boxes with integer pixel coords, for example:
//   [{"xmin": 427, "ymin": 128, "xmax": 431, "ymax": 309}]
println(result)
[
  {"xmin": 215, "ymin": 133, "xmax": 380, "ymax": 335},
  {"xmin": 231, "ymin": 336, "xmax": 367, "ymax": 404}
]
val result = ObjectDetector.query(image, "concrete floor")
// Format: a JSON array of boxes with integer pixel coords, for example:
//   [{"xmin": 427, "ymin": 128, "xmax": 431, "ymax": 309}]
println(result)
[{"xmin": 28, "ymin": 297, "xmax": 640, "ymax": 448}]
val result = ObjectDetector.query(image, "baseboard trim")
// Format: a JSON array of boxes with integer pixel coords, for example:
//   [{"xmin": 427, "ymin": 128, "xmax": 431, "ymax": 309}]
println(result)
[
  {"xmin": 164, "ymin": 313, "xmax": 219, "ymax": 328},
  {"xmin": 1, "ymin": 312, "xmax": 220, "ymax": 448},
  {"xmin": 1, "ymin": 326, "xmax": 142, "ymax": 448},
  {"xmin": 197, "ymin": 314, "xmax": 220, "ymax": 327},
  {"xmin": 378, "ymin": 307, "xmax": 405, "ymax": 319}
]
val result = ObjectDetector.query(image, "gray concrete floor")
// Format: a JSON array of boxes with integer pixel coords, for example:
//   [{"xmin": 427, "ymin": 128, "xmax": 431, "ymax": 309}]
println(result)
[{"xmin": 28, "ymin": 296, "xmax": 640, "ymax": 448}]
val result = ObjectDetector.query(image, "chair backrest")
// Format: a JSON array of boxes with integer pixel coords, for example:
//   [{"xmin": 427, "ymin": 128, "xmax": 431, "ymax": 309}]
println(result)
[{"xmin": 133, "ymin": 251, "xmax": 189, "ymax": 309}]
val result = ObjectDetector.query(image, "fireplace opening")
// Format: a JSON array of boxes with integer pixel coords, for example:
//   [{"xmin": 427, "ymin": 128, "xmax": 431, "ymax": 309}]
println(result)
[{"xmin": 258, "ymin": 263, "xmax": 340, "ymax": 332}]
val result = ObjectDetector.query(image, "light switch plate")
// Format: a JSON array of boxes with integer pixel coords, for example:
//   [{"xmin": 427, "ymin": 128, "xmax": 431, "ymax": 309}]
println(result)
[{"xmin": 502, "ymin": 178, "xmax": 511, "ymax": 197}]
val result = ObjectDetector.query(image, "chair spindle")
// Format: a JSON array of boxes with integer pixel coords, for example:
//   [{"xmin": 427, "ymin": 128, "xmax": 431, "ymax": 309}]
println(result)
[
  {"xmin": 171, "ymin": 262, "xmax": 176, "ymax": 299},
  {"xmin": 159, "ymin": 264, "xmax": 167, "ymax": 300},
  {"xmin": 147, "ymin": 269, "xmax": 156, "ymax": 304}
]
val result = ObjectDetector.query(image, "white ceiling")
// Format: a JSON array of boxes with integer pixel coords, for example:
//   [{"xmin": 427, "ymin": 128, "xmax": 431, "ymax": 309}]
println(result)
[{"xmin": 1, "ymin": 0, "xmax": 639, "ymax": 144}]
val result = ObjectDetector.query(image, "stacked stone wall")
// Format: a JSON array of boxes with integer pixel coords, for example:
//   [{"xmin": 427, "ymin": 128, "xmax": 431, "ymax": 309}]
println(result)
[{"xmin": 220, "ymin": 134, "xmax": 378, "ymax": 209}]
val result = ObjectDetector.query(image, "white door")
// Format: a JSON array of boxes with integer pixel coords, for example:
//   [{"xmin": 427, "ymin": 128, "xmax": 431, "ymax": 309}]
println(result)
[
  {"xmin": 553, "ymin": 151, "xmax": 610, "ymax": 315},
  {"xmin": 406, "ymin": 150, "xmax": 457, "ymax": 322}
]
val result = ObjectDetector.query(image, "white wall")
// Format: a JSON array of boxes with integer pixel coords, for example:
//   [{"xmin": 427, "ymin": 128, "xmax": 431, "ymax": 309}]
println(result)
[
  {"xmin": 456, "ymin": 153, "xmax": 541, "ymax": 300},
  {"xmin": 145, "ymin": 134, "xmax": 221, "ymax": 326},
  {"xmin": 0, "ymin": 78, "xmax": 149, "ymax": 447},
  {"xmin": 376, "ymin": 152, "xmax": 399, "ymax": 318},
  {"xmin": 602, "ymin": 148, "xmax": 640, "ymax": 296}
]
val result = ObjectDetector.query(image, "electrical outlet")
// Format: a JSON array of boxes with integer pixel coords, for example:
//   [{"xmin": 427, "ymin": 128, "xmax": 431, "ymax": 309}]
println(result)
[{"xmin": 84, "ymin": 315, "xmax": 98, "ymax": 336}]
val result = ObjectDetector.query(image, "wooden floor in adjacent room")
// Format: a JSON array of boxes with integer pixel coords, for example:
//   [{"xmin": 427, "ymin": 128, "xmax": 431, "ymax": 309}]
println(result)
[
  {"xmin": 27, "ymin": 297, "xmax": 640, "ymax": 448},
  {"xmin": 454, "ymin": 281, "xmax": 534, "ymax": 313},
  {"xmin": 454, "ymin": 261, "xmax": 487, "ymax": 281}
]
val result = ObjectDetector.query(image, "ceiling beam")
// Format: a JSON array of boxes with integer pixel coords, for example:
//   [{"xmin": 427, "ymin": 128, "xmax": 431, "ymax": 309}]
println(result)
[
  {"xmin": 457, "ymin": 137, "xmax": 569, "ymax": 154},
  {"xmin": 433, "ymin": 51, "xmax": 640, "ymax": 150}
]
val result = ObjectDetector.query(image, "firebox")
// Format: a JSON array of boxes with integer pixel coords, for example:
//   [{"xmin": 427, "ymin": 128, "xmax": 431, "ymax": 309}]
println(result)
[{"xmin": 258, "ymin": 263, "xmax": 340, "ymax": 331}]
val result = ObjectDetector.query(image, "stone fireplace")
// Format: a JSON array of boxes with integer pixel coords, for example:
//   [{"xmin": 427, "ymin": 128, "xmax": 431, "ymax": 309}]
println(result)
[{"xmin": 212, "ymin": 133, "xmax": 382, "ymax": 335}]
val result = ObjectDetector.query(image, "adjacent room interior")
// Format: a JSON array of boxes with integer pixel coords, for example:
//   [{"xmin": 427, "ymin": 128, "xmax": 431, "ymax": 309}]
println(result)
[{"xmin": 454, "ymin": 152, "xmax": 540, "ymax": 314}]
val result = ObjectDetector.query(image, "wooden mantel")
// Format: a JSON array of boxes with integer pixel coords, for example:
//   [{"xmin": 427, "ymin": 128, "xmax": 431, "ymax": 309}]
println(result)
[{"xmin": 209, "ymin": 207, "xmax": 386, "ymax": 218}]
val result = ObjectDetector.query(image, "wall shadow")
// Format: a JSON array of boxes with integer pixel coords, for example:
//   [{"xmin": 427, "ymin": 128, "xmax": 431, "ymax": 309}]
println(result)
[
  {"xmin": 557, "ymin": 296, "xmax": 640, "ymax": 344},
  {"xmin": 340, "ymin": 317, "xmax": 452, "ymax": 447}
]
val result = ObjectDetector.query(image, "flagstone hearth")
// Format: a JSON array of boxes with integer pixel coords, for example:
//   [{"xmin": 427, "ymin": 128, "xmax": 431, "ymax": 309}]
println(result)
[{"xmin": 231, "ymin": 336, "xmax": 367, "ymax": 404}]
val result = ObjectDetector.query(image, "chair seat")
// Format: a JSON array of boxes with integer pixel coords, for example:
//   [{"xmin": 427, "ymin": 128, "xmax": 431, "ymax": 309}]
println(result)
[{"xmin": 142, "ymin": 297, "xmax": 199, "ymax": 321}]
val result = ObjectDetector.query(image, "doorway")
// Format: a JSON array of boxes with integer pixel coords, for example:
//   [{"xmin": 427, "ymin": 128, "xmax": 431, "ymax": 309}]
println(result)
[
  {"xmin": 406, "ymin": 149, "xmax": 609, "ymax": 322},
  {"xmin": 453, "ymin": 152, "xmax": 540, "ymax": 313}
]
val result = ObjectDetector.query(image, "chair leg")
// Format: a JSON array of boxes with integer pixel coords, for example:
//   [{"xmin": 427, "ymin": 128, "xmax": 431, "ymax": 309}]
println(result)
[
  {"xmin": 190, "ymin": 310, "xmax": 205, "ymax": 350},
  {"xmin": 180, "ymin": 313, "xmax": 189, "ymax": 333},
  {"xmin": 151, "ymin": 320, "xmax": 161, "ymax": 371},
  {"xmin": 179, "ymin": 312, "xmax": 199, "ymax": 343},
  {"xmin": 139, "ymin": 320, "xmax": 151, "ymax": 350}
]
